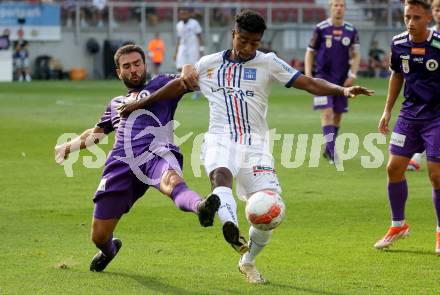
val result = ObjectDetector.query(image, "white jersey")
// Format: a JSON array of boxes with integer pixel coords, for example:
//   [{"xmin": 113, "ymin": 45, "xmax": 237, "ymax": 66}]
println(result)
[
  {"xmin": 195, "ymin": 50, "xmax": 301, "ymax": 145},
  {"xmin": 176, "ymin": 18, "xmax": 202, "ymax": 68},
  {"xmin": 432, "ymin": 25, "xmax": 439, "ymax": 32}
]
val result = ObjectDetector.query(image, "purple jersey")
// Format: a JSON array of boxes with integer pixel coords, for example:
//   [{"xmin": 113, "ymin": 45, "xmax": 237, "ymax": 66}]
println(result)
[
  {"xmin": 308, "ymin": 19, "xmax": 360, "ymax": 84},
  {"xmin": 96, "ymin": 74, "xmax": 183, "ymax": 155},
  {"xmin": 390, "ymin": 30, "xmax": 440, "ymax": 121}
]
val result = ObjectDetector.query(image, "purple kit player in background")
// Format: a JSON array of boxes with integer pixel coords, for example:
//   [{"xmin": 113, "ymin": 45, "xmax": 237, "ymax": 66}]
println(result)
[
  {"xmin": 54, "ymin": 44, "xmax": 220, "ymax": 272},
  {"xmin": 304, "ymin": 0, "xmax": 361, "ymax": 163},
  {"xmin": 374, "ymin": 0, "xmax": 440, "ymax": 253}
]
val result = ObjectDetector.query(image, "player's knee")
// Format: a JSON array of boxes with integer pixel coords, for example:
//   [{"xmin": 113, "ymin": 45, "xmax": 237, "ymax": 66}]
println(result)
[
  {"xmin": 210, "ymin": 168, "xmax": 233, "ymax": 188},
  {"xmin": 160, "ymin": 170, "xmax": 184, "ymax": 196},
  {"xmin": 387, "ymin": 162, "xmax": 405, "ymax": 180},
  {"xmin": 429, "ymin": 171, "xmax": 440, "ymax": 187},
  {"xmin": 322, "ymin": 109, "xmax": 333, "ymax": 122}
]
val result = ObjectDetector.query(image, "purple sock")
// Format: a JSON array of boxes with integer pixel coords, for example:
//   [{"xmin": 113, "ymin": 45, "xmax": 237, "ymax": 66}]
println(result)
[
  {"xmin": 322, "ymin": 125, "xmax": 336, "ymax": 157},
  {"xmin": 97, "ymin": 235, "xmax": 116, "ymax": 257},
  {"xmin": 388, "ymin": 180, "xmax": 408, "ymax": 221},
  {"xmin": 170, "ymin": 182, "xmax": 201, "ymax": 213},
  {"xmin": 334, "ymin": 126, "xmax": 340, "ymax": 138},
  {"xmin": 432, "ymin": 189, "xmax": 440, "ymax": 226}
]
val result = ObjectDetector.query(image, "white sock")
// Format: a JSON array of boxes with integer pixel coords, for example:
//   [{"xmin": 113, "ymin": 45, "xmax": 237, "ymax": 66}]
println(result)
[
  {"xmin": 392, "ymin": 220, "xmax": 405, "ymax": 227},
  {"xmin": 241, "ymin": 226, "xmax": 273, "ymax": 265},
  {"xmin": 436, "ymin": 226, "xmax": 440, "ymax": 232},
  {"xmin": 411, "ymin": 153, "xmax": 422, "ymax": 164},
  {"xmin": 213, "ymin": 186, "xmax": 238, "ymax": 225}
]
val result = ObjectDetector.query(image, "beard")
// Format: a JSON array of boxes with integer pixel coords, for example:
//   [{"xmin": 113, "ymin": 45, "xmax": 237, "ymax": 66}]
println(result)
[{"xmin": 121, "ymin": 71, "xmax": 147, "ymax": 89}]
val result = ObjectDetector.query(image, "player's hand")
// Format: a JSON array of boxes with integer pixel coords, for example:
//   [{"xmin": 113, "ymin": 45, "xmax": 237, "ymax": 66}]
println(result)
[
  {"xmin": 180, "ymin": 64, "xmax": 199, "ymax": 91},
  {"xmin": 343, "ymin": 77, "xmax": 354, "ymax": 87},
  {"xmin": 378, "ymin": 111, "xmax": 391, "ymax": 135},
  {"xmin": 54, "ymin": 143, "xmax": 69, "ymax": 164},
  {"xmin": 117, "ymin": 101, "xmax": 140, "ymax": 117},
  {"xmin": 343, "ymin": 86, "xmax": 374, "ymax": 98}
]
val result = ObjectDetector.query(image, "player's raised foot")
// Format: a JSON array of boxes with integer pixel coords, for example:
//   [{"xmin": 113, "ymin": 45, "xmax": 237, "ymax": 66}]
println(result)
[
  {"xmin": 436, "ymin": 232, "xmax": 440, "ymax": 255},
  {"xmin": 238, "ymin": 258, "xmax": 266, "ymax": 284},
  {"xmin": 222, "ymin": 221, "xmax": 249, "ymax": 254},
  {"xmin": 90, "ymin": 238, "xmax": 122, "ymax": 272},
  {"xmin": 197, "ymin": 194, "xmax": 220, "ymax": 227},
  {"xmin": 407, "ymin": 160, "xmax": 421, "ymax": 171},
  {"xmin": 374, "ymin": 223, "xmax": 410, "ymax": 249}
]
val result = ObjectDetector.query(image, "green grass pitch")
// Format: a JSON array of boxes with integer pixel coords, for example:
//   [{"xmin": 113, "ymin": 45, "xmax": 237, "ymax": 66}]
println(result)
[{"xmin": 1, "ymin": 79, "xmax": 439, "ymax": 294}]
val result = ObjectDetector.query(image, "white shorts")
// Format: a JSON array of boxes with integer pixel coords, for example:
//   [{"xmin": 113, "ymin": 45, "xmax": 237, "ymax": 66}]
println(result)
[
  {"xmin": 176, "ymin": 47, "xmax": 200, "ymax": 69},
  {"xmin": 200, "ymin": 133, "xmax": 281, "ymax": 200}
]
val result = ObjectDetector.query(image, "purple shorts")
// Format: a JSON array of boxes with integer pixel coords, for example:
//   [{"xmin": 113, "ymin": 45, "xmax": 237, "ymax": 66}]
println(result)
[
  {"xmin": 93, "ymin": 150, "xmax": 183, "ymax": 220},
  {"xmin": 389, "ymin": 116, "xmax": 440, "ymax": 163},
  {"xmin": 313, "ymin": 95, "xmax": 348, "ymax": 113}
]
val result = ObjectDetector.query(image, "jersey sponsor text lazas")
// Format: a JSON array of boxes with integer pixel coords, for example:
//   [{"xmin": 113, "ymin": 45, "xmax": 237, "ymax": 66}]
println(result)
[{"xmin": 211, "ymin": 86, "xmax": 255, "ymax": 97}]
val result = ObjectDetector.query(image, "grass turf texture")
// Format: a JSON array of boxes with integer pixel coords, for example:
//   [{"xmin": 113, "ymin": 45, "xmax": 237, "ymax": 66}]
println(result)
[{"xmin": 0, "ymin": 79, "xmax": 439, "ymax": 294}]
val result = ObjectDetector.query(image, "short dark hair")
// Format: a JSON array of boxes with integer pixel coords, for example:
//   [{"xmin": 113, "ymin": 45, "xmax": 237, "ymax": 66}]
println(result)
[
  {"xmin": 235, "ymin": 10, "xmax": 267, "ymax": 34},
  {"xmin": 114, "ymin": 44, "xmax": 145, "ymax": 69},
  {"xmin": 405, "ymin": 0, "xmax": 431, "ymax": 10}
]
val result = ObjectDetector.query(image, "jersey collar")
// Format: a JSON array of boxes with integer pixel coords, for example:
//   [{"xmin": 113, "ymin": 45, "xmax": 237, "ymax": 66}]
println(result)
[{"xmin": 223, "ymin": 49, "xmax": 257, "ymax": 64}]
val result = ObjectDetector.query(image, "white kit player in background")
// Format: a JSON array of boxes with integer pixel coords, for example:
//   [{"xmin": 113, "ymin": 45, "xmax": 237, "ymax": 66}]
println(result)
[
  {"xmin": 174, "ymin": 7, "xmax": 204, "ymax": 100},
  {"xmin": 118, "ymin": 10, "xmax": 373, "ymax": 284}
]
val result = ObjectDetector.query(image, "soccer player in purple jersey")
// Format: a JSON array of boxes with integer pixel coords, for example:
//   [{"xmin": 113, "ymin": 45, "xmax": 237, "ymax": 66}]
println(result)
[
  {"xmin": 374, "ymin": 0, "xmax": 440, "ymax": 253},
  {"xmin": 406, "ymin": 0, "xmax": 440, "ymax": 171},
  {"xmin": 54, "ymin": 44, "xmax": 220, "ymax": 272},
  {"xmin": 304, "ymin": 0, "xmax": 361, "ymax": 163}
]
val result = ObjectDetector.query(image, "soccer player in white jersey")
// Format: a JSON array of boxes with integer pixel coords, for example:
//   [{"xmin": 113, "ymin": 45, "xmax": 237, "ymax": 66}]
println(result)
[
  {"xmin": 174, "ymin": 8, "xmax": 204, "ymax": 71},
  {"xmin": 119, "ymin": 10, "xmax": 373, "ymax": 284},
  {"xmin": 406, "ymin": 0, "xmax": 440, "ymax": 171},
  {"xmin": 174, "ymin": 8, "xmax": 204, "ymax": 100}
]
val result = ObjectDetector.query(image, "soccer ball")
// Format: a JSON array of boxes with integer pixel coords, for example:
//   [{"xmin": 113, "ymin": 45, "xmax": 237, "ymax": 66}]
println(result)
[{"xmin": 245, "ymin": 190, "xmax": 285, "ymax": 231}]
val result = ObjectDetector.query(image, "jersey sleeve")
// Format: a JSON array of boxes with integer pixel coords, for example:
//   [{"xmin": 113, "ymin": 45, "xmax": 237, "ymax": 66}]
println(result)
[
  {"xmin": 389, "ymin": 42, "xmax": 401, "ymax": 73},
  {"xmin": 194, "ymin": 55, "xmax": 207, "ymax": 75},
  {"xmin": 307, "ymin": 27, "xmax": 321, "ymax": 51},
  {"xmin": 267, "ymin": 53, "xmax": 302, "ymax": 88},
  {"xmin": 95, "ymin": 102, "xmax": 115, "ymax": 134}
]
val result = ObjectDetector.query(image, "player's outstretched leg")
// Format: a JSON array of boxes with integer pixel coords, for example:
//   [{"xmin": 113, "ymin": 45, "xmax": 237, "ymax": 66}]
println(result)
[
  {"xmin": 197, "ymin": 193, "xmax": 220, "ymax": 227},
  {"xmin": 237, "ymin": 226, "xmax": 272, "ymax": 284},
  {"xmin": 90, "ymin": 237, "xmax": 122, "ymax": 272}
]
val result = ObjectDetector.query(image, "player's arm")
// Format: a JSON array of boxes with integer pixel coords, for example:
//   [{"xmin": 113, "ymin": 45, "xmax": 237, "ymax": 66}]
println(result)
[
  {"xmin": 174, "ymin": 37, "xmax": 180, "ymax": 61},
  {"xmin": 118, "ymin": 78, "xmax": 188, "ymax": 116},
  {"xmin": 197, "ymin": 33, "xmax": 204, "ymax": 56},
  {"xmin": 344, "ymin": 48, "xmax": 361, "ymax": 87},
  {"xmin": 378, "ymin": 72, "xmax": 404, "ymax": 135},
  {"xmin": 304, "ymin": 50, "xmax": 315, "ymax": 77},
  {"xmin": 54, "ymin": 127, "xmax": 106, "ymax": 164},
  {"xmin": 292, "ymin": 75, "xmax": 374, "ymax": 98}
]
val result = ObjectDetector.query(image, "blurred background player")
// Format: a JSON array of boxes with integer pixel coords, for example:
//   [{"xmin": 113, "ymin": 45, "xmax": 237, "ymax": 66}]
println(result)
[
  {"xmin": 304, "ymin": 0, "xmax": 361, "ymax": 164},
  {"xmin": 406, "ymin": 0, "xmax": 440, "ymax": 171},
  {"xmin": 13, "ymin": 39, "xmax": 31, "ymax": 82},
  {"xmin": 119, "ymin": 10, "xmax": 373, "ymax": 284},
  {"xmin": 374, "ymin": 0, "xmax": 440, "ymax": 253},
  {"xmin": 147, "ymin": 32, "xmax": 165, "ymax": 76},
  {"xmin": 54, "ymin": 44, "xmax": 220, "ymax": 272},
  {"xmin": 174, "ymin": 7, "xmax": 204, "ymax": 100}
]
